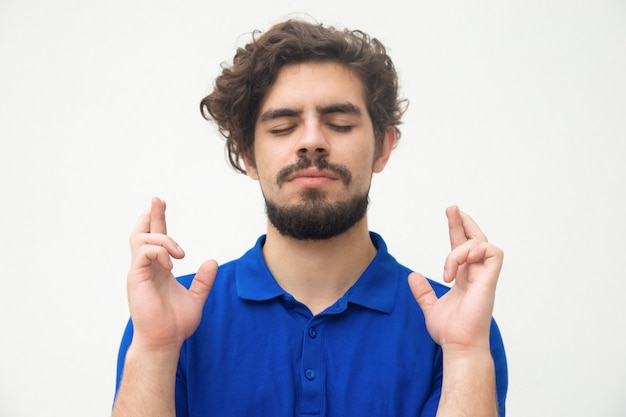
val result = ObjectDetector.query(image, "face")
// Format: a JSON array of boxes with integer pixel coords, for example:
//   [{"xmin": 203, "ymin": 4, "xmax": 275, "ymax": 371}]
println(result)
[{"xmin": 245, "ymin": 61, "xmax": 394, "ymax": 240}]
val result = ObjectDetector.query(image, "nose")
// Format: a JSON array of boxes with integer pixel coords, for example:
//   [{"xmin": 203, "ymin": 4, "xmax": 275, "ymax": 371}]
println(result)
[{"xmin": 296, "ymin": 120, "xmax": 329, "ymax": 158}]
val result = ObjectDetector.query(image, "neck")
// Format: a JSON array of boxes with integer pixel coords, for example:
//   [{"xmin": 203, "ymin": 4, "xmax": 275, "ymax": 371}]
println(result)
[{"xmin": 262, "ymin": 217, "xmax": 377, "ymax": 315}]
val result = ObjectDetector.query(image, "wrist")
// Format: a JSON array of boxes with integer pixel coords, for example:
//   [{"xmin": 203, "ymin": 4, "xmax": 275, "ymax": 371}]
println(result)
[
  {"xmin": 441, "ymin": 346, "xmax": 495, "ymax": 375},
  {"xmin": 440, "ymin": 341, "xmax": 491, "ymax": 357},
  {"xmin": 129, "ymin": 337, "xmax": 182, "ymax": 354},
  {"xmin": 125, "ymin": 339, "xmax": 183, "ymax": 374},
  {"xmin": 440, "ymin": 344, "xmax": 495, "ymax": 373}
]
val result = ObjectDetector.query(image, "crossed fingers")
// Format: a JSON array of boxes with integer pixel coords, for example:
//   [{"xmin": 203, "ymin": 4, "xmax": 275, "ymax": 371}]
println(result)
[
  {"xmin": 443, "ymin": 206, "xmax": 502, "ymax": 284},
  {"xmin": 129, "ymin": 197, "xmax": 185, "ymax": 272}
]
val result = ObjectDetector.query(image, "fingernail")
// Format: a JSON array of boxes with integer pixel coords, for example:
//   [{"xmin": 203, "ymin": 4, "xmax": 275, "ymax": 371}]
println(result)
[{"xmin": 443, "ymin": 269, "xmax": 448, "ymax": 281}]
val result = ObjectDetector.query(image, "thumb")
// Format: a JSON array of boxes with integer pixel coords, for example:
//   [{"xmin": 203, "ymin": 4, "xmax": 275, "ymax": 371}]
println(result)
[
  {"xmin": 189, "ymin": 259, "xmax": 218, "ymax": 303},
  {"xmin": 408, "ymin": 272, "xmax": 437, "ymax": 313}
]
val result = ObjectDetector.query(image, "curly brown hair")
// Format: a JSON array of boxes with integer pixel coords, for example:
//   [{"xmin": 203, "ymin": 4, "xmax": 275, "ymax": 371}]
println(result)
[{"xmin": 200, "ymin": 19, "xmax": 407, "ymax": 174}]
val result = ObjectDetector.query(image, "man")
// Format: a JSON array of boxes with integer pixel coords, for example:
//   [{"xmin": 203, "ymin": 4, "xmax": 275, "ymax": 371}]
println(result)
[{"xmin": 113, "ymin": 19, "xmax": 508, "ymax": 417}]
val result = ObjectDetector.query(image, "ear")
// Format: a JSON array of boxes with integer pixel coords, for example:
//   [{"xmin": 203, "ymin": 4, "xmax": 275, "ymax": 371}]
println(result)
[
  {"xmin": 373, "ymin": 126, "xmax": 396, "ymax": 173},
  {"xmin": 242, "ymin": 154, "xmax": 259, "ymax": 180}
]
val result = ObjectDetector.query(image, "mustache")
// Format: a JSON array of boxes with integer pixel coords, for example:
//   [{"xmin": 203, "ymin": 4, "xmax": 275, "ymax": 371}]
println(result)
[{"xmin": 275, "ymin": 157, "xmax": 352, "ymax": 186}]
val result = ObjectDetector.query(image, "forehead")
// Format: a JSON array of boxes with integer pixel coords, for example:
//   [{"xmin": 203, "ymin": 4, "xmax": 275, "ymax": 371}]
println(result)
[{"xmin": 258, "ymin": 61, "xmax": 367, "ymax": 112}]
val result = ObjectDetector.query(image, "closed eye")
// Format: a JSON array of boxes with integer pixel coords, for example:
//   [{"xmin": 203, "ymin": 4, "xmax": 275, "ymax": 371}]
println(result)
[
  {"xmin": 328, "ymin": 123, "xmax": 353, "ymax": 133},
  {"xmin": 270, "ymin": 125, "xmax": 296, "ymax": 135}
]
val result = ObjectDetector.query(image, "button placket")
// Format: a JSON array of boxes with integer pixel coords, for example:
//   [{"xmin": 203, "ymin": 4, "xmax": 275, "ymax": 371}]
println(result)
[{"xmin": 300, "ymin": 319, "xmax": 323, "ymax": 414}]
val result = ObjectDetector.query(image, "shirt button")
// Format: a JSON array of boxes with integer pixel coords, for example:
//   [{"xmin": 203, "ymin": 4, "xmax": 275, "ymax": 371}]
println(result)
[
  {"xmin": 305, "ymin": 369, "xmax": 316, "ymax": 380},
  {"xmin": 308, "ymin": 327, "xmax": 317, "ymax": 338}
]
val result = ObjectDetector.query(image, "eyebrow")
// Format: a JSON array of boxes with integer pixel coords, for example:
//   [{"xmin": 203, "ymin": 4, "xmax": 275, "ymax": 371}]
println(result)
[
  {"xmin": 258, "ymin": 108, "xmax": 300, "ymax": 122},
  {"xmin": 318, "ymin": 102, "xmax": 363, "ymax": 117},
  {"xmin": 258, "ymin": 102, "xmax": 363, "ymax": 122}
]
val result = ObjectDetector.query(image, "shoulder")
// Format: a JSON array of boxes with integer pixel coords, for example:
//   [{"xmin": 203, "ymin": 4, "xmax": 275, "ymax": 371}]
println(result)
[
  {"xmin": 176, "ymin": 237, "xmax": 266, "ymax": 289},
  {"xmin": 176, "ymin": 257, "xmax": 242, "ymax": 290},
  {"xmin": 370, "ymin": 232, "xmax": 451, "ymax": 299},
  {"xmin": 392, "ymin": 261, "xmax": 451, "ymax": 300}
]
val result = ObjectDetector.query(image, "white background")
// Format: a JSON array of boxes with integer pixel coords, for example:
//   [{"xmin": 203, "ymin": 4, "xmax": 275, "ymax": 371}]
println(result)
[{"xmin": 1, "ymin": 0, "xmax": 625, "ymax": 416}]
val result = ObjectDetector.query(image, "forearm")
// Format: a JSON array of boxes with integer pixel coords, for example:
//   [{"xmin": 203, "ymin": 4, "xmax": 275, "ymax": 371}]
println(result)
[
  {"xmin": 112, "ymin": 343, "xmax": 181, "ymax": 417},
  {"xmin": 436, "ymin": 348, "xmax": 498, "ymax": 417}
]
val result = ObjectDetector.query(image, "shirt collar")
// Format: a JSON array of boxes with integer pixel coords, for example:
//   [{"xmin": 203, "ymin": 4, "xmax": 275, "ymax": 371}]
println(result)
[
  {"xmin": 236, "ymin": 235, "xmax": 286, "ymax": 301},
  {"xmin": 344, "ymin": 232, "xmax": 399, "ymax": 314},
  {"xmin": 236, "ymin": 233, "xmax": 399, "ymax": 314}
]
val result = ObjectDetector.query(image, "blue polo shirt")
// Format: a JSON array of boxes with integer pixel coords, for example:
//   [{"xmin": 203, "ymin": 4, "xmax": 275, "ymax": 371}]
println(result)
[{"xmin": 116, "ymin": 233, "xmax": 508, "ymax": 416}]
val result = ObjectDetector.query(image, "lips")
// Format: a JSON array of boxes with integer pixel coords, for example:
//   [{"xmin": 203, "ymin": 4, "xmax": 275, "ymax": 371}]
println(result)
[
  {"xmin": 276, "ymin": 157, "xmax": 352, "ymax": 186},
  {"xmin": 287, "ymin": 168, "xmax": 339, "ymax": 182},
  {"xmin": 286, "ymin": 168, "xmax": 339, "ymax": 188}
]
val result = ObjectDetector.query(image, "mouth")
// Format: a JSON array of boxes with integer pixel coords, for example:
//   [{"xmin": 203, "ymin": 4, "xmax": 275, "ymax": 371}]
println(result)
[
  {"xmin": 288, "ymin": 167, "xmax": 339, "ymax": 181},
  {"xmin": 276, "ymin": 157, "xmax": 352, "ymax": 187},
  {"xmin": 287, "ymin": 168, "xmax": 339, "ymax": 188}
]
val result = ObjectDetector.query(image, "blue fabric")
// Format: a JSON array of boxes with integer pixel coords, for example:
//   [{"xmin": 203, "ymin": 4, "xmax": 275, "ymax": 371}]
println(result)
[{"xmin": 116, "ymin": 232, "xmax": 508, "ymax": 416}]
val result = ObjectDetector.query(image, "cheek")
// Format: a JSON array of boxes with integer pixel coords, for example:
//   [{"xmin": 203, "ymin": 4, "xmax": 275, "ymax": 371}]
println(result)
[
  {"xmin": 346, "ymin": 159, "xmax": 377, "ymax": 191},
  {"xmin": 347, "ymin": 147, "xmax": 377, "ymax": 173},
  {"xmin": 254, "ymin": 161, "xmax": 282, "ymax": 190}
]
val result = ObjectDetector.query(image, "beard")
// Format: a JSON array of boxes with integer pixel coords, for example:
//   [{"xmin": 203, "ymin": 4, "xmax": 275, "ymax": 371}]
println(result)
[
  {"xmin": 265, "ymin": 190, "xmax": 370, "ymax": 241},
  {"xmin": 263, "ymin": 156, "xmax": 371, "ymax": 240}
]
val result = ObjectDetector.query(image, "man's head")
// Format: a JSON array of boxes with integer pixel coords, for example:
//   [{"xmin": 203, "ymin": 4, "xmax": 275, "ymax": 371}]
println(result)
[{"xmin": 200, "ymin": 19, "xmax": 406, "ymax": 174}]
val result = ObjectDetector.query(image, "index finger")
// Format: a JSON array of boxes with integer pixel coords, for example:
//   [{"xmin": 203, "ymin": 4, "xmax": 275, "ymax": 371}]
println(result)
[
  {"xmin": 446, "ymin": 206, "xmax": 488, "ymax": 249},
  {"xmin": 150, "ymin": 197, "xmax": 167, "ymax": 235},
  {"xmin": 459, "ymin": 210, "xmax": 488, "ymax": 242}
]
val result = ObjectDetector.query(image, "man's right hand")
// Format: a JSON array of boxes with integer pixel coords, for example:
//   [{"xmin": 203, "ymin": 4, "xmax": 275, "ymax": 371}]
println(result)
[
  {"xmin": 127, "ymin": 197, "xmax": 217, "ymax": 352},
  {"xmin": 114, "ymin": 197, "xmax": 216, "ymax": 417}
]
